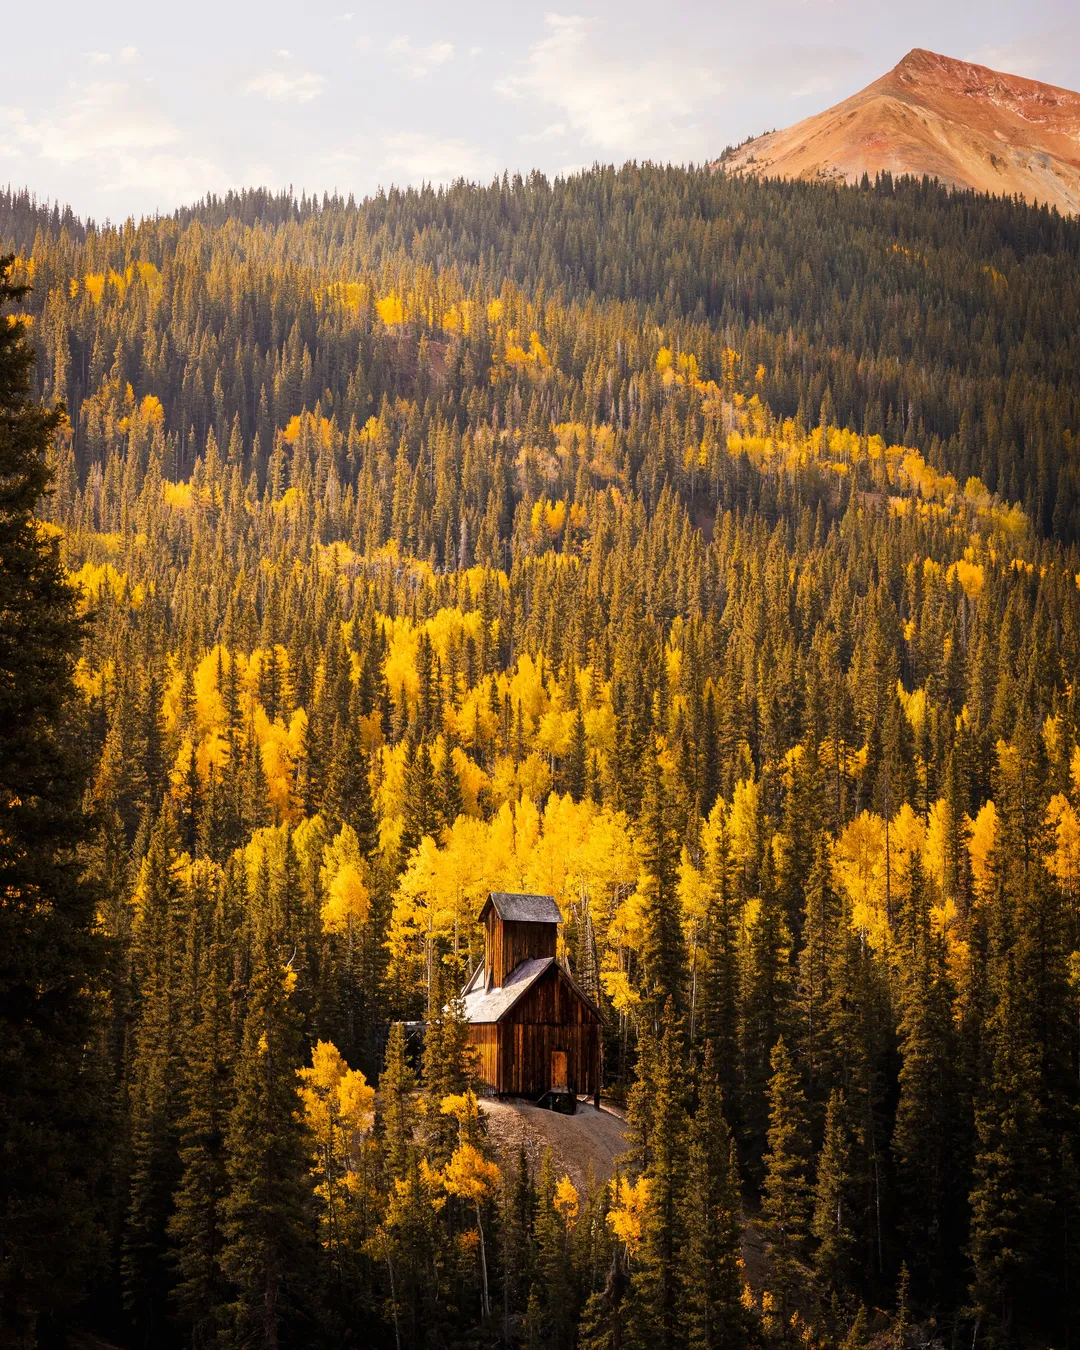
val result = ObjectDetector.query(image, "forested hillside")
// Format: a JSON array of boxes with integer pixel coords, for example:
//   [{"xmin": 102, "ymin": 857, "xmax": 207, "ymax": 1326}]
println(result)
[{"xmin": 2, "ymin": 166, "xmax": 1080, "ymax": 1349}]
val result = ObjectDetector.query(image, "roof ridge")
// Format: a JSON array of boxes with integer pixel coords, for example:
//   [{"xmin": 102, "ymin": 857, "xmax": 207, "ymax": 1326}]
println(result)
[{"xmin": 482, "ymin": 891, "xmax": 564, "ymax": 924}]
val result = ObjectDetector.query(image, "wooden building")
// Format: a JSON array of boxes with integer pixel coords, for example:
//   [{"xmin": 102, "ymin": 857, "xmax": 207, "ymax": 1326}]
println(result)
[{"xmin": 461, "ymin": 892, "xmax": 602, "ymax": 1101}]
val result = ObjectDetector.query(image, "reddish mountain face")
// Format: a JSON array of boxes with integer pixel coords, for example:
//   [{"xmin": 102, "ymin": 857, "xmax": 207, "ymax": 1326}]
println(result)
[{"xmin": 719, "ymin": 48, "xmax": 1080, "ymax": 214}]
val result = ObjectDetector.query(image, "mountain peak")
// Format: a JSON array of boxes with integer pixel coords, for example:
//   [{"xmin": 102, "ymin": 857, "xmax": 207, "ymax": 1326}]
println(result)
[{"xmin": 719, "ymin": 49, "xmax": 1080, "ymax": 214}]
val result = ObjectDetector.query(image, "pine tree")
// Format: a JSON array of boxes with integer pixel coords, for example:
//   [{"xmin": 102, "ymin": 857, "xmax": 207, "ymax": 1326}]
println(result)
[
  {"xmin": 168, "ymin": 922, "xmax": 233, "ymax": 1347},
  {"xmin": 438, "ymin": 739, "xmax": 463, "ymax": 829},
  {"xmin": 0, "ymin": 256, "xmax": 104, "ymax": 1345},
  {"xmin": 632, "ymin": 1003, "xmax": 688, "ymax": 1350},
  {"xmin": 122, "ymin": 806, "xmax": 186, "ymax": 1337},
  {"xmin": 219, "ymin": 946, "xmax": 313, "ymax": 1348},
  {"xmin": 567, "ymin": 706, "xmax": 588, "ymax": 802},
  {"xmin": 968, "ymin": 953, "xmax": 1051, "ymax": 1341},
  {"xmin": 400, "ymin": 736, "xmax": 440, "ymax": 858},
  {"xmin": 325, "ymin": 710, "xmax": 378, "ymax": 857},
  {"xmin": 378, "ymin": 1022, "xmax": 419, "ymax": 1179},
  {"xmin": 579, "ymin": 1248, "xmax": 631, "ymax": 1350},
  {"xmin": 533, "ymin": 1149, "xmax": 575, "ymax": 1347},
  {"xmin": 796, "ymin": 834, "xmax": 840, "ymax": 1125},
  {"xmin": 761, "ymin": 1038, "xmax": 811, "ymax": 1332},
  {"xmin": 681, "ymin": 1043, "xmax": 746, "ymax": 1350},
  {"xmin": 637, "ymin": 752, "xmax": 687, "ymax": 1017},
  {"xmin": 891, "ymin": 931, "xmax": 963, "ymax": 1304},
  {"xmin": 700, "ymin": 800, "xmax": 741, "ymax": 1118},
  {"xmin": 740, "ymin": 853, "xmax": 794, "ymax": 1181},
  {"xmin": 811, "ymin": 1089, "xmax": 859, "ymax": 1304}
]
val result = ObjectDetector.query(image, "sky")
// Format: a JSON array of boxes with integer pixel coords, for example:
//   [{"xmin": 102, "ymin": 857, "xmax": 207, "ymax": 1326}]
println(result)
[{"xmin": 2, "ymin": 0, "xmax": 1079, "ymax": 224}]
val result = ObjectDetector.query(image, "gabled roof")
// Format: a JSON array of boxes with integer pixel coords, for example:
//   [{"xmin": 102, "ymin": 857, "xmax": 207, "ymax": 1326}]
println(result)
[
  {"xmin": 480, "ymin": 891, "xmax": 563, "ymax": 924},
  {"xmin": 461, "ymin": 962, "xmax": 485, "ymax": 997},
  {"xmin": 461, "ymin": 957, "xmax": 555, "ymax": 1023},
  {"xmin": 460, "ymin": 956, "xmax": 602, "ymax": 1025}
]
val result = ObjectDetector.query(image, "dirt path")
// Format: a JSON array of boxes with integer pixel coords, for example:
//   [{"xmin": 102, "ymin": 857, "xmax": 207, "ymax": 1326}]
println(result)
[{"xmin": 480, "ymin": 1098, "xmax": 630, "ymax": 1193}]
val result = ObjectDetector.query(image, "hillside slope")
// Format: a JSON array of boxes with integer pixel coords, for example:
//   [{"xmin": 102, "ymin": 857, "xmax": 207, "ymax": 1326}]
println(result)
[{"xmin": 719, "ymin": 48, "xmax": 1080, "ymax": 214}]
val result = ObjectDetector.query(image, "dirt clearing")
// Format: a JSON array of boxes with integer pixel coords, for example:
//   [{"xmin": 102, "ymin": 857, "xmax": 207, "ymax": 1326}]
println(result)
[{"xmin": 480, "ymin": 1098, "xmax": 630, "ymax": 1192}]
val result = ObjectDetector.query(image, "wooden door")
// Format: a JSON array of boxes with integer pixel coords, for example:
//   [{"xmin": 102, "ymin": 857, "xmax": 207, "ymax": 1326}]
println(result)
[{"xmin": 551, "ymin": 1050, "xmax": 568, "ymax": 1091}]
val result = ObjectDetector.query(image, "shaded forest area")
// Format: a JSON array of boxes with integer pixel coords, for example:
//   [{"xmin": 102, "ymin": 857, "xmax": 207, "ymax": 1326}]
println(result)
[{"xmin": 2, "ymin": 166, "xmax": 1080, "ymax": 1350}]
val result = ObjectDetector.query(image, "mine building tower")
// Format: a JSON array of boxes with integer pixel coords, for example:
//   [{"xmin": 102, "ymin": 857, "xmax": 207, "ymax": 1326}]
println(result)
[{"xmin": 461, "ymin": 892, "xmax": 602, "ymax": 1102}]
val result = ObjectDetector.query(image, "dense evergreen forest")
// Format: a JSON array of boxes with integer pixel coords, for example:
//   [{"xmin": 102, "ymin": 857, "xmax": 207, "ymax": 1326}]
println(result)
[{"xmin": 2, "ymin": 165, "xmax": 1080, "ymax": 1350}]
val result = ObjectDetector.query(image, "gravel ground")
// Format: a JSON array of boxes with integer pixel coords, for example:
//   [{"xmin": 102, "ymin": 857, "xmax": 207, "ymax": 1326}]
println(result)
[{"xmin": 480, "ymin": 1098, "xmax": 630, "ymax": 1192}]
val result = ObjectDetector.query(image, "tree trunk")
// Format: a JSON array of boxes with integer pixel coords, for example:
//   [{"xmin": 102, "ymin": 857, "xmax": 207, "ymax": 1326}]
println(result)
[{"xmin": 475, "ymin": 1200, "xmax": 490, "ymax": 1319}]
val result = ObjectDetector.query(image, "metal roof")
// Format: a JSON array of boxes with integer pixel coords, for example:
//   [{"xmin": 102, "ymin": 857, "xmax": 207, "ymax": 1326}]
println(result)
[
  {"xmin": 461, "ymin": 957, "xmax": 555, "ymax": 1023},
  {"xmin": 460, "ymin": 956, "xmax": 602, "ymax": 1024},
  {"xmin": 480, "ymin": 892, "xmax": 563, "ymax": 924}
]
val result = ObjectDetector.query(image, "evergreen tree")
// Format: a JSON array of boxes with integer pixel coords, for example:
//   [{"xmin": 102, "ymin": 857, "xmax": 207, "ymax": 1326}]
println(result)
[
  {"xmin": 632, "ymin": 1003, "xmax": 688, "ymax": 1350},
  {"xmin": 122, "ymin": 808, "xmax": 186, "ymax": 1338},
  {"xmin": 811, "ymin": 1090, "xmax": 859, "ymax": 1305},
  {"xmin": 219, "ymin": 946, "xmax": 313, "ymax": 1349},
  {"xmin": 681, "ymin": 1043, "xmax": 746, "ymax": 1350},
  {"xmin": 533, "ymin": 1149, "xmax": 575, "ymax": 1347},
  {"xmin": 637, "ymin": 753, "xmax": 687, "ymax": 1017},
  {"xmin": 968, "ymin": 953, "xmax": 1051, "ymax": 1342},
  {"xmin": 700, "ymin": 802, "xmax": 741, "ymax": 1118},
  {"xmin": 891, "ymin": 930, "xmax": 964, "ymax": 1304},
  {"xmin": 740, "ymin": 855, "xmax": 794, "ymax": 1181},
  {"xmin": 761, "ymin": 1038, "xmax": 811, "ymax": 1333},
  {"xmin": 168, "ymin": 920, "xmax": 233, "ymax": 1348},
  {"xmin": 0, "ymin": 255, "xmax": 103, "ymax": 1346}
]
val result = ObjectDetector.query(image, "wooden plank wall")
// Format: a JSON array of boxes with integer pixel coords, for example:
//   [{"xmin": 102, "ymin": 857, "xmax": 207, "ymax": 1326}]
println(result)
[
  {"xmin": 483, "ymin": 911, "xmax": 499, "ymax": 988},
  {"xmin": 495, "ymin": 966, "xmax": 601, "ymax": 1096},
  {"xmin": 468, "ymin": 1023, "xmax": 500, "ymax": 1092},
  {"xmin": 501, "ymin": 921, "xmax": 556, "ymax": 983},
  {"xmin": 484, "ymin": 916, "xmax": 557, "ymax": 987}
]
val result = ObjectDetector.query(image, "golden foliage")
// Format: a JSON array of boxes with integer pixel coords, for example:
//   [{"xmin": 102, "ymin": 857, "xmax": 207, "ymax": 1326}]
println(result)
[{"xmin": 607, "ymin": 1175, "xmax": 650, "ymax": 1255}]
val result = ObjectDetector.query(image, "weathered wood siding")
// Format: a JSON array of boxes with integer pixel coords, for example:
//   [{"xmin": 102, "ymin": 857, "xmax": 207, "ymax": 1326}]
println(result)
[
  {"xmin": 468, "ymin": 1023, "xmax": 500, "ymax": 1092},
  {"xmin": 495, "ymin": 966, "xmax": 601, "ymax": 1097},
  {"xmin": 483, "ymin": 916, "xmax": 557, "ymax": 987},
  {"xmin": 470, "ymin": 909, "xmax": 600, "ymax": 1097}
]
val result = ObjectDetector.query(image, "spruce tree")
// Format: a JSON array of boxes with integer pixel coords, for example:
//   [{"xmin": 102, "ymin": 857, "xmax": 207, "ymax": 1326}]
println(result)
[
  {"xmin": 632, "ymin": 1003, "xmax": 688, "ymax": 1350},
  {"xmin": 0, "ymin": 256, "xmax": 103, "ymax": 1345},
  {"xmin": 740, "ymin": 853, "xmax": 794, "ymax": 1182},
  {"xmin": 891, "ymin": 931, "xmax": 963, "ymax": 1304},
  {"xmin": 700, "ymin": 802, "xmax": 741, "ymax": 1120},
  {"xmin": 811, "ymin": 1089, "xmax": 859, "ymax": 1304},
  {"xmin": 219, "ymin": 945, "xmax": 313, "ymax": 1348},
  {"xmin": 681, "ymin": 1043, "xmax": 746, "ymax": 1350},
  {"xmin": 968, "ymin": 953, "xmax": 1050, "ymax": 1341},
  {"xmin": 533, "ymin": 1149, "xmax": 575, "ymax": 1348},
  {"xmin": 168, "ymin": 923, "xmax": 233, "ymax": 1348},
  {"xmin": 637, "ymin": 752, "xmax": 687, "ymax": 1017},
  {"xmin": 378, "ymin": 1021, "xmax": 419, "ymax": 1179},
  {"xmin": 122, "ymin": 808, "xmax": 186, "ymax": 1337},
  {"xmin": 761, "ymin": 1037, "xmax": 811, "ymax": 1332}
]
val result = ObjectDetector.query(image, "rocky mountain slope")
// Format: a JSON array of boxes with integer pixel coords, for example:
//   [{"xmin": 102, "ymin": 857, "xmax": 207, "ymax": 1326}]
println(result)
[{"xmin": 719, "ymin": 48, "xmax": 1080, "ymax": 214}]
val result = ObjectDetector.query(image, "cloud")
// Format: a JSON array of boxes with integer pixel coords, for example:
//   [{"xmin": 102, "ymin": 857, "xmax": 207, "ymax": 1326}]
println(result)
[
  {"xmin": 0, "ymin": 63, "xmax": 229, "ymax": 215},
  {"xmin": 246, "ymin": 66, "xmax": 326, "ymax": 103},
  {"xmin": 496, "ymin": 14, "xmax": 724, "ymax": 162},
  {"xmin": 386, "ymin": 36, "xmax": 454, "ymax": 79},
  {"xmin": 967, "ymin": 35, "xmax": 1073, "ymax": 80},
  {"xmin": 10, "ymin": 81, "xmax": 182, "ymax": 166},
  {"xmin": 381, "ymin": 131, "xmax": 497, "ymax": 184},
  {"xmin": 85, "ymin": 45, "xmax": 138, "ymax": 68},
  {"xmin": 789, "ymin": 73, "xmax": 840, "ymax": 100},
  {"xmin": 519, "ymin": 122, "xmax": 567, "ymax": 144}
]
